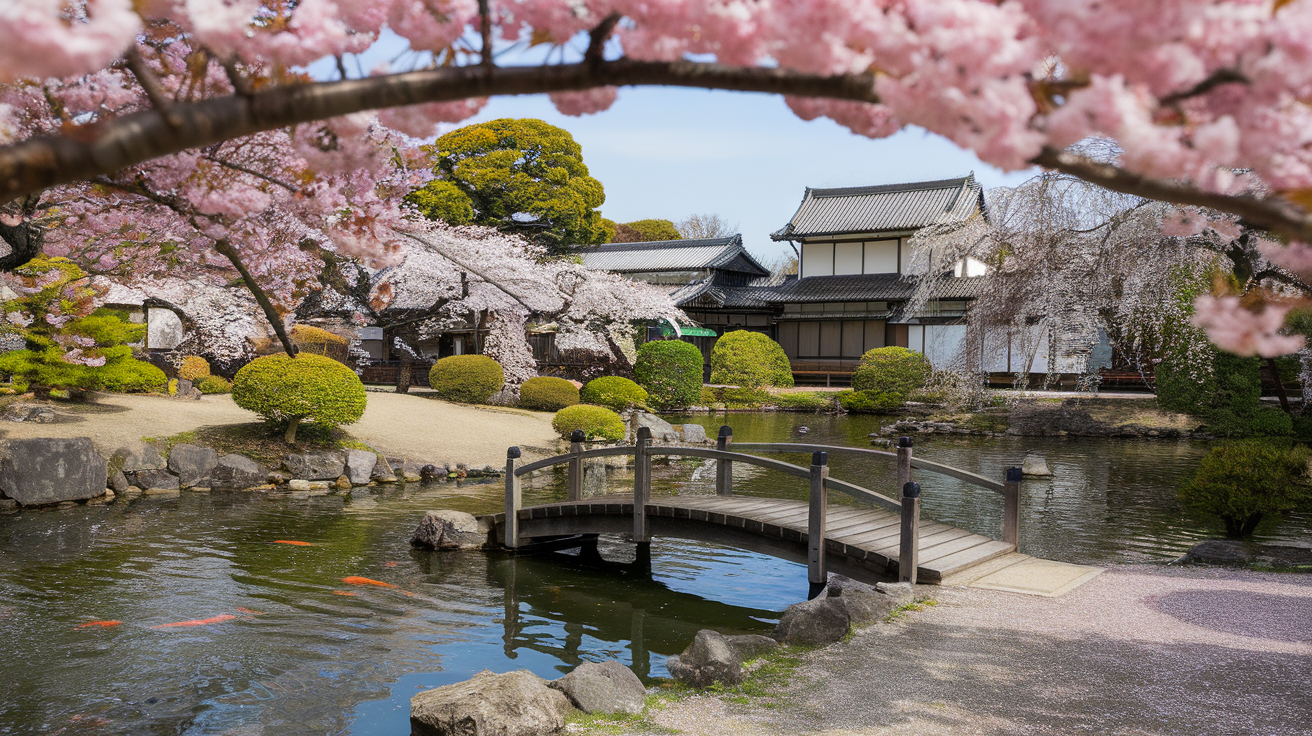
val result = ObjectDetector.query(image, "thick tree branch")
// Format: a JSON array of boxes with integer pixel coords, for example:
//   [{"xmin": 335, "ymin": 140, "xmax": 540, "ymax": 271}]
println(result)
[
  {"xmin": 1032, "ymin": 146, "xmax": 1312, "ymax": 243},
  {"xmin": 586, "ymin": 13, "xmax": 623, "ymax": 65},
  {"xmin": 0, "ymin": 59, "xmax": 879, "ymax": 205},
  {"xmin": 212, "ymin": 238, "xmax": 297, "ymax": 357},
  {"xmin": 478, "ymin": 0, "xmax": 494, "ymax": 71},
  {"xmin": 124, "ymin": 48, "xmax": 182, "ymax": 129}
]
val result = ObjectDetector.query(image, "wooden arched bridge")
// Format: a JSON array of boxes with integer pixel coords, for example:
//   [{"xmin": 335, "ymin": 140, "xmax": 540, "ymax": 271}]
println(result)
[{"xmin": 484, "ymin": 426, "xmax": 1028, "ymax": 590}]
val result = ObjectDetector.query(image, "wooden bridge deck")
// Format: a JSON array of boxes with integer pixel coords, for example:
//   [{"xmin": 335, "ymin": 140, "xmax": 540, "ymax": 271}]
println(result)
[{"xmin": 484, "ymin": 494, "xmax": 1016, "ymax": 584}]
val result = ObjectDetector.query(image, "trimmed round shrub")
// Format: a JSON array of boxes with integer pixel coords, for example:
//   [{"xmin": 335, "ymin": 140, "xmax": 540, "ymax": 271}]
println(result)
[
  {"xmin": 634, "ymin": 340, "xmax": 703, "ymax": 411},
  {"xmin": 581, "ymin": 376, "xmax": 648, "ymax": 411},
  {"xmin": 519, "ymin": 376, "xmax": 580, "ymax": 411},
  {"xmin": 428, "ymin": 355, "xmax": 505, "ymax": 404},
  {"xmin": 552, "ymin": 404, "xmax": 626, "ymax": 442},
  {"xmin": 232, "ymin": 353, "xmax": 366, "ymax": 442},
  {"xmin": 851, "ymin": 347, "xmax": 931, "ymax": 396},
  {"xmin": 1180, "ymin": 439, "xmax": 1312, "ymax": 537},
  {"xmin": 196, "ymin": 375, "xmax": 232, "ymax": 394},
  {"xmin": 838, "ymin": 390, "xmax": 905, "ymax": 414},
  {"xmin": 709, "ymin": 330, "xmax": 794, "ymax": 389},
  {"xmin": 95, "ymin": 357, "xmax": 168, "ymax": 393},
  {"xmin": 178, "ymin": 355, "xmax": 211, "ymax": 381}
]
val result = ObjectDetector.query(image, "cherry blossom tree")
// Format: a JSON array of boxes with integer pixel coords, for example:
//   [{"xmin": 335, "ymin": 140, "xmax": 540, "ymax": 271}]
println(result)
[{"xmin": 8, "ymin": 2, "xmax": 1312, "ymax": 356}]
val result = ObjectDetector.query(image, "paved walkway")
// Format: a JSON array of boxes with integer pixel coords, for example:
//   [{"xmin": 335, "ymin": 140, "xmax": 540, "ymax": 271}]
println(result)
[
  {"xmin": 643, "ymin": 566, "xmax": 1312, "ymax": 736},
  {"xmin": 0, "ymin": 391, "xmax": 559, "ymax": 466}
]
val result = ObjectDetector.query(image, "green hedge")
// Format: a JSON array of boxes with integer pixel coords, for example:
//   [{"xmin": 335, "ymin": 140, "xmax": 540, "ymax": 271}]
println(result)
[
  {"xmin": 552, "ymin": 404, "xmax": 626, "ymax": 441},
  {"xmin": 709, "ymin": 330, "xmax": 794, "ymax": 389},
  {"xmin": 580, "ymin": 376, "xmax": 648, "ymax": 411},
  {"xmin": 519, "ymin": 376, "xmax": 580, "ymax": 411},
  {"xmin": 428, "ymin": 355, "xmax": 505, "ymax": 404},
  {"xmin": 178, "ymin": 355, "xmax": 210, "ymax": 381},
  {"xmin": 196, "ymin": 375, "xmax": 232, "ymax": 394},
  {"xmin": 634, "ymin": 340, "xmax": 703, "ymax": 410},
  {"xmin": 1180, "ymin": 440, "xmax": 1312, "ymax": 536},
  {"xmin": 851, "ymin": 347, "xmax": 931, "ymax": 396},
  {"xmin": 1158, "ymin": 351, "xmax": 1292, "ymax": 437},
  {"xmin": 838, "ymin": 389, "xmax": 905, "ymax": 414},
  {"xmin": 233, "ymin": 353, "xmax": 366, "ymax": 442},
  {"xmin": 700, "ymin": 385, "xmax": 770, "ymax": 408}
]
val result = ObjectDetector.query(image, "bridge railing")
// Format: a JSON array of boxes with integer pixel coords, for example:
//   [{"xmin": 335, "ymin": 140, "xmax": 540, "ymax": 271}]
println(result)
[{"xmin": 503, "ymin": 424, "xmax": 1022, "ymax": 587}]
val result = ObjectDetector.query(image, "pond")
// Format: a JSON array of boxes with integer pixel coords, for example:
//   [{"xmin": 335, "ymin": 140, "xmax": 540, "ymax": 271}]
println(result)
[{"xmin": 0, "ymin": 414, "xmax": 1306, "ymax": 734}]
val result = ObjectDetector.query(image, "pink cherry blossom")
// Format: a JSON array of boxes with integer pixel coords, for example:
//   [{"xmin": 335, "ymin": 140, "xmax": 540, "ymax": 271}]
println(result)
[{"xmin": 1192, "ymin": 295, "xmax": 1304, "ymax": 358}]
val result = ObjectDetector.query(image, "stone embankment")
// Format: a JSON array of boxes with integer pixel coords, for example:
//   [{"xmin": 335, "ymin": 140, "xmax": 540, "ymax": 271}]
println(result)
[
  {"xmin": 874, "ymin": 397, "xmax": 1204, "ymax": 439},
  {"xmin": 0, "ymin": 436, "xmax": 504, "ymax": 513}
]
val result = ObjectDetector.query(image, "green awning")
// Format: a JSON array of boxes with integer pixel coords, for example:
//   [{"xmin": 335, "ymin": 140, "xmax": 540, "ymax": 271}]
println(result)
[{"xmin": 658, "ymin": 325, "xmax": 718, "ymax": 338}]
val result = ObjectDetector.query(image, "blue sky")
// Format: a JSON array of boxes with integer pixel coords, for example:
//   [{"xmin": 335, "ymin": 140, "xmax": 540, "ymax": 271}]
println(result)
[{"xmin": 309, "ymin": 34, "xmax": 1037, "ymax": 266}]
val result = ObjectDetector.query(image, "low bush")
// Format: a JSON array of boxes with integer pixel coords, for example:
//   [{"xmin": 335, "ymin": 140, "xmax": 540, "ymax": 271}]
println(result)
[
  {"xmin": 580, "ymin": 376, "xmax": 648, "ymax": 411},
  {"xmin": 518, "ymin": 376, "xmax": 580, "ymax": 411},
  {"xmin": 1179, "ymin": 440, "xmax": 1312, "ymax": 536},
  {"xmin": 772, "ymin": 392, "xmax": 835, "ymax": 412},
  {"xmin": 552, "ymin": 404, "xmax": 626, "ymax": 442},
  {"xmin": 178, "ymin": 355, "xmax": 211, "ymax": 381},
  {"xmin": 232, "ymin": 353, "xmax": 367, "ymax": 443},
  {"xmin": 708, "ymin": 331, "xmax": 794, "ymax": 389},
  {"xmin": 196, "ymin": 375, "xmax": 232, "ymax": 394},
  {"xmin": 852, "ymin": 347, "xmax": 931, "ymax": 396},
  {"xmin": 96, "ymin": 357, "xmax": 168, "ymax": 393},
  {"xmin": 700, "ymin": 385, "xmax": 770, "ymax": 408},
  {"xmin": 838, "ymin": 390, "xmax": 905, "ymax": 414},
  {"xmin": 634, "ymin": 340, "xmax": 703, "ymax": 410},
  {"xmin": 428, "ymin": 355, "xmax": 505, "ymax": 404}
]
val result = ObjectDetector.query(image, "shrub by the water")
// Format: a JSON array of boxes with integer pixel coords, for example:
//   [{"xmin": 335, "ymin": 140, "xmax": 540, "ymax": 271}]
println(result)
[
  {"xmin": 851, "ymin": 347, "xmax": 931, "ymax": 396},
  {"xmin": 700, "ymin": 385, "xmax": 770, "ymax": 408},
  {"xmin": 552, "ymin": 404, "xmax": 626, "ymax": 442},
  {"xmin": 580, "ymin": 376, "xmax": 648, "ymax": 411},
  {"xmin": 196, "ymin": 375, "xmax": 232, "ymax": 394},
  {"xmin": 518, "ymin": 376, "xmax": 580, "ymax": 411},
  {"xmin": 838, "ymin": 389, "xmax": 905, "ymax": 414},
  {"xmin": 1157, "ymin": 351, "xmax": 1292, "ymax": 437},
  {"xmin": 428, "ymin": 355, "xmax": 505, "ymax": 404},
  {"xmin": 634, "ymin": 340, "xmax": 703, "ymax": 410},
  {"xmin": 1179, "ymin": 439, "xmax": 1312, "ymax": 537},
  {"xmin": 232, "ymin": 353, "xmax": 366, "ymax": 443},
  {"xmin": 178, "ymin": 355, "xmax": 211, "ymax": 381},
  {"xmin": 708, "ymin": 331, "xmax": 794, "ymax": 389}
]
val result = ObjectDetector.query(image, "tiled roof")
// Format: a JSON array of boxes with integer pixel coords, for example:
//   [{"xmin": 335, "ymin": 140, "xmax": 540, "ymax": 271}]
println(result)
[
  {"xmin": 669, "ymin": 273, "xmax": 784, "ymax": 309},
  {"xmin": 579, "ymin": 235, "xmax": 769, "ymax": 276},
  {"xmin": 772, "ymin": 174, "xmax": 984, "ymax": 240},
  {"xmin": 758, "ymin": 273, "xmax": 988, "ymax": 303}
]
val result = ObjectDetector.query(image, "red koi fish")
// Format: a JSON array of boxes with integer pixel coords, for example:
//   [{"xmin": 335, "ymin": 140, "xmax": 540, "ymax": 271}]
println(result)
[
  {"xmin": 75, "ymin": 620, "xmax": 121, "ymax": 629},
  {"xmin": 235, "ymin": 607, "xmax": 263, "ymax": 616},
  {"xmin": 274, "ymin": 540, "xmax": 314, "ymax": 546},
  {"xmin": 152, "ymin": 614, "xmax": 237, "ymax": 628},
  {"xmin": 384, "ymin": 561, "xmax": 399, "ymax": 568},
  {"xmin": 341, "ymin": 576, "xmax": 397, "ymax": 588},
  {"xmin": 331, "ymin": 590, "xmax": 356, "ymax": 597}
]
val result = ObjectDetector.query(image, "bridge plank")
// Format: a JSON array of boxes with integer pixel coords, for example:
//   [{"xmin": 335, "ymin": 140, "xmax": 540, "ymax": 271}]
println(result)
[
  {"xmin": 868, "ymin": 526, "xmax": 976, "ymax": 558},
  {"xmin": 924, "ymin": 540, "xmax": 1016, "ymax": 577},
  {"xmin": 917, "ymin": 534, "xmax": 1001, "ymax": 564}
]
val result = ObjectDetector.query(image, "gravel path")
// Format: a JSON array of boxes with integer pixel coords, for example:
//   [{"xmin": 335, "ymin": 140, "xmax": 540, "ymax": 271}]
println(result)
[
  {"xmin": 646, "ymin": 565, "xmax": 1312, "ymax": 736},
  {"xmin": 0, "ymin": 391, "xmax": 559, "ymax": 466}
]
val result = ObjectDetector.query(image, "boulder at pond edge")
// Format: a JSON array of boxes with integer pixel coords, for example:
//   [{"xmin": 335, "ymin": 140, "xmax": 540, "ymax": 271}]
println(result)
[
  {"xmin": 665, "ymin": 629, "xmax": 743, "ymax": 687},
  {"xmin": 411, "ymin": 510, "xmax": 490, "ymax": 550},
  {"xmin": 410, "ymin": 669, "xmax": 571, "ymax": 736},
  {"xmin": 549, "ymin": 660, "xmax": 646, "ymax": 715},
  {"xmin": 0, "ymin": 437, "xmax": 108, "ymax": 506}
]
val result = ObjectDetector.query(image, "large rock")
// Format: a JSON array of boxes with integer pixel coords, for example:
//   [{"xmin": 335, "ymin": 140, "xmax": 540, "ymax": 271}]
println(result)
[
  {"xmin": 345, "ymin": 449, "xmax": 377, "ymax": 485},
  {"xmin": 168, "ymin": 443, "xmax": 218, "ymax": 488},
  {"xmin": 411, "ymin": 669, "xmax": 571, "ymax": 736},
  {"xmin": 724, "ymin": 634, "xmax": 779, "ymax": 661},
  {"xmin": 128, "ymin": 468, "xmax": 180, "ymax": 492},
  {"xmin": 108, "ymin": 469, "xmax": 130, "ymax": 493},
  {"xmin": 283, "ymin": 451, "xmax": 345, "ymax": 480},
  {"xmin": 209, "ymin": 454, "xmax": 268, "ymax": 490},
  {"xmin": 549, "ymin": 660, "xmax": 646, "ymax": 715},
  {"xmin": 774, "ymin": 595, "xmax": 850, "ymax": 645},
  {"xmin": 633, "ymin": 412, "xmax": 680, "ymax": 443},
  {"xmin": 1021, "ymin": 453, "xmax": 1053, "ymax": 477},
  {"xmin": 680, "ymin": 423, "xmax": 708, "ymax": 444},
  {"xmin": 0, "ymin": 438, "xmax": 108, "ymax": 506},
  {"xmin": 411, "ymin": 510, "xmax": 490, "ymax": 550},
  {"xmin": 826, "ymin": 575, "xmax": 911, "ymax": 625},
  {"xmin": 665, "ymin": 629, "xmax": 742, "ymax": 687},
  {"xmin": 113, "ymin": 442, "xmax": 167, "ymax": 473},
  {"xmin": 1179, "ymin": 539, "xmax": 1251, "ymax": 565}
]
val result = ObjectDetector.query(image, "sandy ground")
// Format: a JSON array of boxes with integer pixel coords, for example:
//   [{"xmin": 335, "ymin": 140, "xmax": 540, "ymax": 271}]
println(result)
[
  {"xmin": 641, "ymin": 565, "xmax": 1312, "ymax": 736},
  {"xmin": 0, "ymin": 390, "xmax": 559, "ymax": 466}
]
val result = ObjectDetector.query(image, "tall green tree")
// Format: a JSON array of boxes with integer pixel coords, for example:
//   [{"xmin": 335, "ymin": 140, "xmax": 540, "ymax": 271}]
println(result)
[
  {"xmin": 407, "ymin": 118, "xmax": 610, "ymax": 253},
  {"xmin": 612, "ymin": 219, "xmax": 682, "ymax": 243}
]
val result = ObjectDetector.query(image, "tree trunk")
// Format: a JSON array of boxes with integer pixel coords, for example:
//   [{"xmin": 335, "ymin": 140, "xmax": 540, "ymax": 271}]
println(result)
[
  {"xmin": 1224, "ymin": 512, "xmax": 1263, "ymax": 538},
  {"xmin": 1298, "ymin": 346, "xmax": 1312, "ymax": 414},
  {"xmin": 213, "ymin": 238, "xmax": 297, "ymax": 358},
  {"xmin": 396, "ymin": 351, "xmax": 412, "ymax": 394},
  {"xmin": 284, "ymin": 416, "xmax": 300, "ymax": 444},
  {"xmin": 1265, "ymin": 357, "xmax": 1292, "ymax": 414}
]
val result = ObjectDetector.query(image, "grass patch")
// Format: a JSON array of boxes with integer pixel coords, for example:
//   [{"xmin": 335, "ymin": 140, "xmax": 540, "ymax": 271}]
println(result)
[
  {"xmin": 884, "ymin": 599, "xmax": 938, "ymax": 623},
  {"xmin": 565, "ymin": 694, "xmax": 680, "ymax": 735},
  {"xmin": 146, "ymin": 423, "xmax": 367, "ymax": 467}
]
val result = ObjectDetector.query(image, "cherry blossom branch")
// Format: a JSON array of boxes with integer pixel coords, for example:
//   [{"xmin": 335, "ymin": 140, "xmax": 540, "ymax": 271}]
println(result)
[
  {"xmin": 124, "ymin": 48, "xmax": 182, "ymax": 129},
  {"xmin": 585, "ymin": 13, "xmax": 623, "ymax": 65},
  {"xmin": 211, "ymin": 237, "xmax": 297, "ymax": 357},
  {"xmin": 1031, "ymin": 146, "xmax": 1312, "ymax": 243}
]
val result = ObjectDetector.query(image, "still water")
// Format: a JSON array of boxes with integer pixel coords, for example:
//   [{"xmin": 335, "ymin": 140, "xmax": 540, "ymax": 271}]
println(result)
[{"xmin": 0, "ymin": 414, "xmax": 1307, "ymax": 734}]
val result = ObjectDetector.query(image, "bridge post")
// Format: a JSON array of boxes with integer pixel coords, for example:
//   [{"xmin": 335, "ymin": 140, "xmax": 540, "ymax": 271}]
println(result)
[
  {"xmin": 899, "ymin": 481, "xmax": 921, "ymax": 584},
  {"xmin": 896, "ymin": 436, "xmax": 913, "ymax": 497},
  {"xmin": 715, "ymin": 425, "xmax": 733, "ymax": 496},
  {"xmin": 568, "ymin": 430, "xmax": 585, "ymax": 502},
  {"xmin": 1003, "ymin": 466, "xmax": 1023, "ymax": 550},
  {"xmin": 505, "ymin": 447, "xmax": 522, "ymax": 549},
  {"xmin": 807, "ymin": 451, "xmax": 829, "ymax": 598},
  {"xmin": 633, "ymin": 426, "xmax": 652, "ymax": 544}
]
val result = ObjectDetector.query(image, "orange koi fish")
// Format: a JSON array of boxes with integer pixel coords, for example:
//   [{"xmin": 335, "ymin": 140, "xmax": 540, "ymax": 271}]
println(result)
[
  {"xmin": 235, "ymin": 607, "xmax": 263, "ymax": 616},
  {"xmin": 331, "ymin": 590, "xmax": 356, "ymax": 596},
  {"xmin": 75, "ymin": 620, "xmax": 121, "ymax": 629},
  {"xmin": 152, "ymin": 614, "xmax": 237, "ymax": 628},
  {"xmin": 341, "ymin": 576, "xmax": 397, "ymax": 588},
  {"xmin": 384, "ymin": 561, "xmax": 399, "ymax": 568},
  {"xmin": 274, "ymin": 540, "xmax": 314, "ymax": 546}
]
